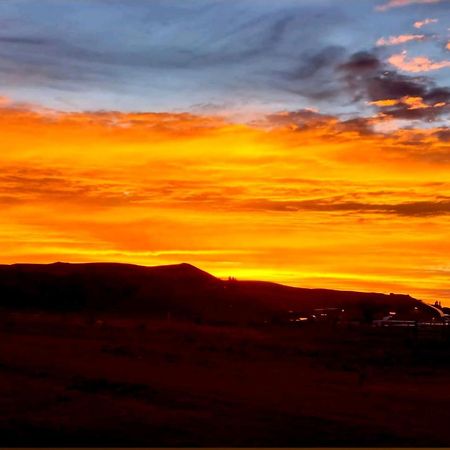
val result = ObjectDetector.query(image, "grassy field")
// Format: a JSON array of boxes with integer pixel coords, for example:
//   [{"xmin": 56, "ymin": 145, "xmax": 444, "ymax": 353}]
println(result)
[{"xmin": 1, "ymin": 312, "xmax": 450, "ymax": 447}]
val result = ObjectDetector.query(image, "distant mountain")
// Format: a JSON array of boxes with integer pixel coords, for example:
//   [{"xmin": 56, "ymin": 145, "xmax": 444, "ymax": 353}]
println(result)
[{"xmin": 0, "ymin": 262, "xmax": 439, "ymax": 324}]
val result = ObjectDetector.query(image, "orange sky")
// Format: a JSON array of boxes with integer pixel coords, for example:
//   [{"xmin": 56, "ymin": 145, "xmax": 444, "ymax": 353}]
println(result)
[{"xmin": 1, "ymin": 101, "xmax": 450, "ymax": 303}]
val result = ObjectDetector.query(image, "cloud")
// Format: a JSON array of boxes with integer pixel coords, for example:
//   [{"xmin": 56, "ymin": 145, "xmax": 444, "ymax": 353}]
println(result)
[
  {"xmin": 261, "ymin": 109, "xmax": 382, "ymax": 138},
  {"xmin": 0, "ymin": 95, "xmax": 11, "ymax": 106},
  {"xmin": 368, "ymin": 96, "xmax": 447, "ymax": 110},
  {"xmin": 388, "ymin": 51, "xmax": 450, "ymax": 72},
  {"xmin": 400, "ymin": 96, "xmax": 436, "ymax": 109},
  {"xmin": 280, "ymin": 46, "xmax": 347, "ymax": 87},
  {"xmin": 414, "ymin": 18, "xmax": 438, "ymax": 28},
  {"xmin": 265, "ymin": 41, "xmax": 350, "ymax": 103},
  {"xmin": 1, "ymin": 3, "xmax": 450, "ymax": 300},
  {"xmin": 261, "ymin": 109, "xmax": 336, "ymax": 129},
  {"xmin": 1, "ymin": 97, "xmax": 450, "ymax": 302},
  {"xmin": 339, "ymin": 51, "xmax": 450, "ymax": 120},
  {"xmin": 339, "ymin": 51, "xmax": 382, "ymax": 72},
  {"xmin": 434, "ymin": 129, "xmax": 450, "ymax": 141},
  {"xmin": 0, "ymin": 0, "xmax": 444, "ymax": 117},
  {"xmin": 0, "ymin": 0, "xmax": 351, "ymax": 112},
  {"xmin": 376, "ymin": 0, "xmax": 443, "ymax": 12},
  {"xmin": 368, "ymin": 99, "xmax": 402, "ymax": 107},
  {"xmin": 242, "ymin": 197, "xmax": 450, "ymax": 217},
  {"xmin": 0, "ymin": 35, "xmax": 48, "ymax": 45},
  {"xmin": 376, "ymin": 34, "xmax": 425, "ymax": 46}
]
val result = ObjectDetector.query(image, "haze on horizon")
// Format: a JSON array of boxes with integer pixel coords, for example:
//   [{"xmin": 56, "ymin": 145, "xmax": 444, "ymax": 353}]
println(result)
[{"xmin": 0, "ymin": 0, "xmax": 449, "ymax": 303}]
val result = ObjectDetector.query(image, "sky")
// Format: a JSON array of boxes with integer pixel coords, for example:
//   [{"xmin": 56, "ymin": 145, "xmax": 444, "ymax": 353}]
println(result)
[{"xmin": 0, "ymin": 0, "xmax": 449, "ymax": 302}]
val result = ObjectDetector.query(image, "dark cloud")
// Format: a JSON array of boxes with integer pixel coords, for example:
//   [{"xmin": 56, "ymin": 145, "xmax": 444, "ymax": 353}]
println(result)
[
  {"xmin": 337, "ymin": 117, "xmax": 376, "ymax": 135},
  {"xmin": 241, "ymin": 197, "xmax": 450, "ymax": 217},
  {"xmin": 273, "ymin": 45, "xmax": 347, "ymax": 101},
  {"xmin": 262, "ymin": 109, "xmax": 376, "ymax": 136},
  {"xmin": 339, "ymin": 51, "xmax": 382, "ymax": 72},
  {"xmin": 264, "ymin": 109, "xmax": 335, "ymax": 128},
  {"xmin": 0, "ymin": 36, "xmax": 47, "ymax": 45},
  {"xmin": 340, "ymin": 51, "xmax": 450, "ymax": 121},
  {"xmin": 369, "ymin": 72, "xmax": 427, "ymax": 99},
  {"xmin": 284, "ymin": 46, "xmax": 347, "ymax": 81},
  {"xmin": 434, "ymin": 129, "xmax": 450, "ymax": 141}
]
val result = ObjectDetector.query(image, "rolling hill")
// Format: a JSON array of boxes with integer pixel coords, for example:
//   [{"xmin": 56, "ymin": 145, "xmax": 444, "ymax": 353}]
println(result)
[{"xmin": 0, "ymin": 262, "xmax": 438, "ymax": 324}]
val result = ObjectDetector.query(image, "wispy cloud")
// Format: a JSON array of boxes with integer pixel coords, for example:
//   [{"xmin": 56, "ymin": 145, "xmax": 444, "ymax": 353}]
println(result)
[
  {"xmin": 0, "ymin": 0, "xmax": 351, "ymax": 112},
  {"xmin": 388, "ymin": 51, "xmax": 450, "ymax": 72},
  {"xmin": 242, "ymin": 197, "xmax": 450, "ymax": 217},
  {"xmin": 376, "ymin": 34, "xmax": 425, "ymax": 46},
  {"xmin": 368, "ymin": 96, "xmax": 447, "ymax": 110},
  {"xmin": 414, "ymin": 18, "xmax": 438, "ymax": 28},
  {"xmin": 376, "ymin": 0, "xmax": 443, "ymax": 12}
]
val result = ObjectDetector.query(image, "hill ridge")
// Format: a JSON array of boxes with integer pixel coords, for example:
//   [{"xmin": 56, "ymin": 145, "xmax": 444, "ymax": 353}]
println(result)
[{"xmin": 0, "ymin": 261, "xmax": 438, "ymax": 323}]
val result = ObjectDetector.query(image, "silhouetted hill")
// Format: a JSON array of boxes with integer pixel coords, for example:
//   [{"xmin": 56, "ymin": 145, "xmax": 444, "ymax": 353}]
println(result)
[{"xmin": 0, "ymin": 262, "xmax": 438, "ymax": 323}]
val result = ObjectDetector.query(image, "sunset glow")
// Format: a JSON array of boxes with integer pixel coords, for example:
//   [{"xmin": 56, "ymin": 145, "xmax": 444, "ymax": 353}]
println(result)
[{"xmin": 1, "ymin": 0, "xmax": 449, "ymax": 303}]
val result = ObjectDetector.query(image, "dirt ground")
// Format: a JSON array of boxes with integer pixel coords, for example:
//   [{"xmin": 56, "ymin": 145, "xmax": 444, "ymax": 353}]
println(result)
[{"xmin": 1, "ymin": 312, "xmax": 450, "ymax": 447}]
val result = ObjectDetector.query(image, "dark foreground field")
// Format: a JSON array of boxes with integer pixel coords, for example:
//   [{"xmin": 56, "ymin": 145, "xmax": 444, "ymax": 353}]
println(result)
[{"xmin": 1, "ymin": 313, "xmax": 450, "ymax": 447}]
